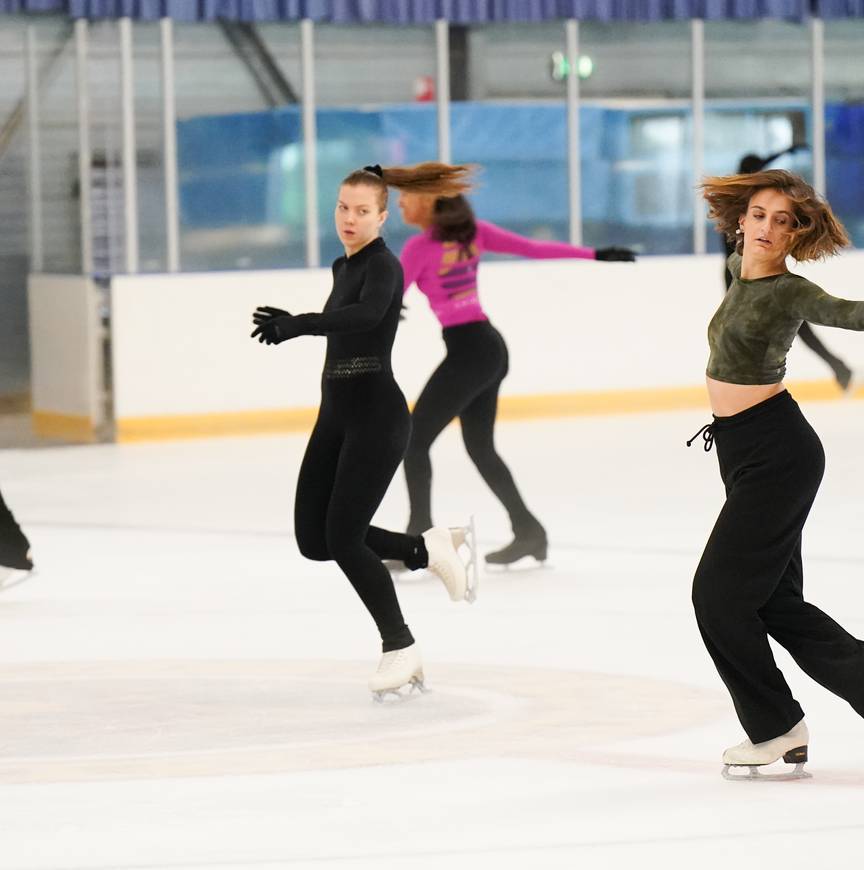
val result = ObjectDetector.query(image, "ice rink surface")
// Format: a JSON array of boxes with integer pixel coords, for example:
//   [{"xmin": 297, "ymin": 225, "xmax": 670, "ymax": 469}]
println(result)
[{"xmin": 2, "ymin": 397, "xmax": 864, "ymax": 870}]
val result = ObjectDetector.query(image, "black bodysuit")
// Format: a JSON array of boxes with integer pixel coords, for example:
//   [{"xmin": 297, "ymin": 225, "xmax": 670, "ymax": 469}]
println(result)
[{"xmin": 285, "ymin": 238, "xmax": 426, "ymax": 651}]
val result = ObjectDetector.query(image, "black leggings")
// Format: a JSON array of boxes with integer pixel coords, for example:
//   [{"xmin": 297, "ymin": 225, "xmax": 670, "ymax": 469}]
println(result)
[
  {"xmin": 295, "ymin": 374, "xmax": 426, "ymax": 652},
  {"xmin": 404, "ymin": 320, "xmax": 537, "ymax": 536},
  {"xmin": 797, "ymin": 321, "xmax": 849, "ymax": 382},
  {"xmin": 692, "ymin": 390, "xmax": 864, "ymax": 743}
]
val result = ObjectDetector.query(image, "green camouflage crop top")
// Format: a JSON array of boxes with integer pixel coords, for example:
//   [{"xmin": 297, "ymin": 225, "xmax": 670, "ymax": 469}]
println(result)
[{"xmin": 707, "ymin": 252, "xmax": 864, "ymax": 385}]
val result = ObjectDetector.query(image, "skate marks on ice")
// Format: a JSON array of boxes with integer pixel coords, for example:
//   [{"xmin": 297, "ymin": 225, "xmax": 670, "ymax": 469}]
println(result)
[
  {"xmin": 482, "ymin": 560, "xmax": 555, "ymax": 576},
  {"xmin": 0, "ymin": 659, "xmax": 727, "ymax": 785}
]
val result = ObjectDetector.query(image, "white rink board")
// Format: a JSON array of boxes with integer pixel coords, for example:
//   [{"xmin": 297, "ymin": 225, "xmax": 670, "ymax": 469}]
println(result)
[
  {"xmin": 27, "ymin": 273, "xmax": 103, "ymax": 423},
  {"xmin": 110, "ymin": 251, "xmax": 864, "ymax": 419}
]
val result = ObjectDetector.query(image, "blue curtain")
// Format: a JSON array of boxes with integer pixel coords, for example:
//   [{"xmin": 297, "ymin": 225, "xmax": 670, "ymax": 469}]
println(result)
[
  {"xmin": 0, "ymin": 0, "xmax": 856, "ymax": 20},
  {"xmin": 816, "ymin": 0, "xmax": 864, "ymax": 16}
]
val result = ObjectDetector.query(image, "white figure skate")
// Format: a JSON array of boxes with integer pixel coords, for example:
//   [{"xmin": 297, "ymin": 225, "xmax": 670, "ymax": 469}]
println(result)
[
  {"xmin": 387, "ymin": 527, "xmax": 473, "ymax": 579},
  {"xmin": 721, "ymin": 720, "xmax": 811, "ymax": 781},
  {"xmin": 369, "ymin": 643, "xmax": 427, "ymax": 702},
  {"xmin": 422, "ymin": 517, "xmax": 478, "ymax": 603}
]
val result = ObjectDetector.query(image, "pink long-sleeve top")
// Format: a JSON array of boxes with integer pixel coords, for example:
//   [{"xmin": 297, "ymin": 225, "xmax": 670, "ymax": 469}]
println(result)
[{"xmin": 400, "ymin": 219, "xmax": 595, "ymax": 328}]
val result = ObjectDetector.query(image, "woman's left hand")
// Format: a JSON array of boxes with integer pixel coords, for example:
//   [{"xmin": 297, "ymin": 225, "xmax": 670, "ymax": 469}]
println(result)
[
  {"xmin": 595, "ymin": 246, "xmax": 636, "ymax": 262},
  {"xmin": 251, "ymin": 305, "xmax": 299, "ymax": 344}
]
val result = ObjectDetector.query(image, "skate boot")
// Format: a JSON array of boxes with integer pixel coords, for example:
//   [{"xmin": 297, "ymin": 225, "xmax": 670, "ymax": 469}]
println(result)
[
  {"xmin": 0, "ymin": 510, "xmax": 33, "ymax": 572},
  {"xmin": 0, "ymin": 538, "xmax": 33, "ymax": 572},
  {"xmin": 387, "ymin": 528, "xmax": 468, "ymax": 577},
  {"xmin": 722, "ymin": 719, "xmax": 811, "ymax": 781},
  {"xmin": 369, "ymin": 643, "xmax": 427, "ymax": 702},
  {"xmin": 0, "ymin": 527, "xmax": 33, "ymax": 591},
  {"xmin": 422, "ymin": 518, "xmax": 478, "ymax": 603},
  {"xmin": 484, "ymin": 520, "xmax": 547, "ymax": 568}
]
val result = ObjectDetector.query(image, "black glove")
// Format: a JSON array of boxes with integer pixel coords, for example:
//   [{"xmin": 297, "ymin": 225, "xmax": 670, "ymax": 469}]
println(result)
[
  {"xmin": 253, "ymin": 305, "xmax": 291, "ymax": 322},
  {"xmin": 250, "ymin": 305, "xmax": 300, "ymax": 345},
  {"xmin": 595, "ymin": 246, "xmax": 636, "ymax": 262}
]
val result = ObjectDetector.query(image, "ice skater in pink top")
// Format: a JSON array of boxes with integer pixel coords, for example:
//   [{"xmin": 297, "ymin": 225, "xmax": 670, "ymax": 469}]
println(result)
[{"xmin": 399, "ymin": 181, "xmax": 635, "ymax": 566}]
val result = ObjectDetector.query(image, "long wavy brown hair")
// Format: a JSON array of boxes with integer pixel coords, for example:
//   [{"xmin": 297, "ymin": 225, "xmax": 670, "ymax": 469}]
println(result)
[
  {"xmin": 700, "ymin": 169, "xmax": 849, "ymax": 261},
  {"xmin": 341, "ymin": 162, "xmax": 475, "ymax": 212}
]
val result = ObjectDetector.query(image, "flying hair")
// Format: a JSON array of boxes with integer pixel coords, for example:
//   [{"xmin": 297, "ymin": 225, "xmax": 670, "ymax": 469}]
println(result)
[
  {"xmin": 700, "ymin": 169, "xmax": 849, "ymax": 261},
  {"xmin": 341, "ymin": 162, "xmax": 475, "ymax": 211}
]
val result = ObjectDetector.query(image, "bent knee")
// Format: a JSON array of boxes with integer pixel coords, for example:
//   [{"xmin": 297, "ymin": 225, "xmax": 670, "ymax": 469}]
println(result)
[
  {"xmin": 323, "ymin": 529, "xmax": 365, "ymax": 566},
  {"xmin": 296, "ymin": 532, "xmax": 330, "ymax": 562},
  {"xmin": 692, "ymin": 568, "xmax": 725, "ymax": 618},
  {"xmin": 692, "ymin": 577, "xmax": 752, "ymax": 632}
]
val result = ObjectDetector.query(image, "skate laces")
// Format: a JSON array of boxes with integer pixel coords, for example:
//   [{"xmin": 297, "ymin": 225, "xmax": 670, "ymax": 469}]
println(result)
[{"xmin": 686, "ymin": 422, "xmax": 715, "ymax": 452}]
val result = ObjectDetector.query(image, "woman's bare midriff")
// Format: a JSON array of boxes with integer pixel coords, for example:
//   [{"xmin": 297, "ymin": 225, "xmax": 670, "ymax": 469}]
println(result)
[{"xmin": 706, "ymin": 376, "xmax": 786, "ymax": 417}]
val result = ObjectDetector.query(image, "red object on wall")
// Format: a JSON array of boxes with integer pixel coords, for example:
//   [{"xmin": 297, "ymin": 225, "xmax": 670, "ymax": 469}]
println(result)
[{"xmin": 414, "ymin": 75, "xmax": 435, "ymax": 102}]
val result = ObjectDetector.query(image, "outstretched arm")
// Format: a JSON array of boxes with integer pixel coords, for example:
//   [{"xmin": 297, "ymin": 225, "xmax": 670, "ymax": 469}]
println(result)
[
  {"xmin": 757, "ymin": 144, "xmax": 804, "ymax": 171},
  {"xmin": 476, "ymin": 219, "xmax": 596, "ymax": 259},
  {"xmin": 476, "ymin": 220, "xmax": 635, "ymax": 261},
  {"xmin": 295, "ymin": 255, "xmax": 401, "ymax": 334},
  {"xmin": 251, "ymin": 255, "xmax": 401, "ymax": 344},
  {"xmin": 786, "ymin": 277, "xmax": 864, "ymax": 331}
]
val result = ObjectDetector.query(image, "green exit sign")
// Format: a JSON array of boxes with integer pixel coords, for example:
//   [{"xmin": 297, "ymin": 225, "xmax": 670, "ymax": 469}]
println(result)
[{"xmin": 550, "ymin": 51, "xmax": 594, "ymax": 81}]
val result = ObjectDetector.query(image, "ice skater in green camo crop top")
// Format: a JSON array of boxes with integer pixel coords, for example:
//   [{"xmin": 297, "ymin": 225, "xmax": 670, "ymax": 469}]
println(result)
[
  {"xmin": 691, "ymin": 169, "xmax": 864, "ymax": 780},
  {"xmin": 709, "ymin": 248, "xmax": 864, "ymax": 385}
]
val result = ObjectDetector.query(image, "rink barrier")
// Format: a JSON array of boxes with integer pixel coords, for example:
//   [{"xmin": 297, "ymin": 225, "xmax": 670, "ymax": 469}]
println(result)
[
  {"xmin": 112, "ymin": 377, "xmax": 858, "ymax": 442},
  {"xmin": 27, "ymin": 254, "xmax": 863, "ymax": 442},
  {"xmin": 32, "ymin": 411, "xmax": 100, "ymax": 442},
  {"xmin": 115, "ymin": 407, "xmax": 319, "ymax": 442},
  {"xmin": 28, "ymin": 274, "xmax": 105, "ymax": 443}
]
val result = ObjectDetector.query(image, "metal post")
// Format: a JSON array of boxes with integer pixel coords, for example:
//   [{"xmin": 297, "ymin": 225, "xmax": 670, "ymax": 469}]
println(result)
[
  {"xmin": 811, "ymin": 17, "xmax": 826, "ymax": 196},
  {"xmin": 119, "ymin": 17, "xmax": 139, "ymax": 273},
  {"xmin": 160, "ymin": 17, "xmax": 180, "ymax": 272},
  {"xmin": 565, "ymin": 20, "xmax": 582, "ymax": 247},
  {"xmin": 75, "ymin": 19, "xmax": 93, "ymax": 275},
  {"xmin": 25, "ymin": 25, "xmax": 43, "ymax": 272},
  {"xmin": 435, "ymin": 19, "xmax": 451, "ymax": 163},
  {"xmin": 300, "ymin": 18, "xmax": 319, "ymax": 268},
  {"xmin": 691, "ymin": 19, "xmax": 706, "ymax": 255}
]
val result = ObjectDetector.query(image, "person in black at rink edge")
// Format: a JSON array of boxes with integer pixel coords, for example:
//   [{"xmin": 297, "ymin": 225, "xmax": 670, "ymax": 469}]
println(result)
[{"xmin": 0, "ymin": 487, "xmax": 33, "ymax": 579}]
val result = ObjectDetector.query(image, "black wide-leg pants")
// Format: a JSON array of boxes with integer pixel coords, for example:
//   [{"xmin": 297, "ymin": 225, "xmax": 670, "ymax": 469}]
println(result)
[
  {"xmin": 294, "ymin": 372, "xmax": 425, "ymax": 652},
  {"xmin": 692, "ymin": 390, "xmax": 864, "ymax": 743}
]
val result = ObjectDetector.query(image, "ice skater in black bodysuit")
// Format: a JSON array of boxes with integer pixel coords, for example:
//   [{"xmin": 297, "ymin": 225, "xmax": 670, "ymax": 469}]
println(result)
[
  {"xmin": 251, "ymin": 163, "xmax": 476, "ymax": 699},
  {"xmin": 724, "ymin": 147, "xmax": 853, "ymax": 392},
  {"xmin": 0, "ymin": 488, "xmax": 33, "ymax": 575}
]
